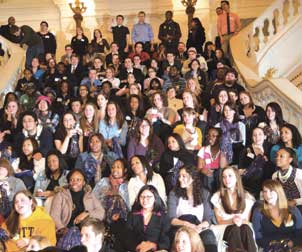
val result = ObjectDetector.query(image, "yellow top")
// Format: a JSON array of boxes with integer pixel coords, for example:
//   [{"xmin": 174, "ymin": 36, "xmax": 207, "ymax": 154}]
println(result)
[
  {"xmin": 173, "ymin": 124, "xmax": 202, "ymax": 150},
  {"xmin": 2, "ymin": 206, "xmax": 56, "ymax": 252}
]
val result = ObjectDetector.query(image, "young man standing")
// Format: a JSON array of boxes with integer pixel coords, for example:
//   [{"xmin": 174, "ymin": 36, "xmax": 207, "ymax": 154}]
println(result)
[
  {"xmin": 132, "ymin": 11, "xmax": 154, "ymax": 52},
  {"xmin": 217, "ymin": 0, "xmax": 241, "ymax": 61},
  {"xmin": 111, "ymin": 15, "xmax": 130, "ymax": 53},
  {"xmin": 158, "ymin": 10, "xmax": 182, "ymax": 54}
]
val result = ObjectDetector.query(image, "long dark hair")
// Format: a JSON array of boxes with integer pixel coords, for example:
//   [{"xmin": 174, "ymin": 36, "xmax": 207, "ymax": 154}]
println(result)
[
  {"xmin": 93, "ymin": 29, "xmax": 103, "ymax": 40},
  {"xmin": 280, "ymin": 123, "xmax": 302, "ymax": 149},
  {"xmin": 19, "ymin": 137, "xmax": 39, "ymax": 171},
  {"xmin": 130, "ymin": 155, "xmax": 153, "ymax": 182},
  {"xmin": 265, "ymin": 102, "xmax": 284, "ymax": 127},
  {"xmin": 58, "ymin": 111, "xmax": 77, "ymax": 136},
  {"xmin": 127, "ymin": 94, "xmax": 145, "ymax": 118},
  {"xmin": 191, "ymin": 17, "xmax": 204, "ymax": 30},
  {"xmin": 166, "ymin": 133, "xmax": 186, "ymax": 151},
  {"xmin": 203, "ymin": 41, "xmax": 215, "ymax": 58},
  {"xmin": 219, "ymin": 166, "xmax": 246, "ymax": 214},
  {"xmin": 175, "ymin": 165, "xmax": 204, "ymax": 207},
  {"xmin": 214, "ymin": 88, "xmax": 229, "ymax": 105},
  {"xmin": 6, "ymin": 190, "xmax": 37, "ymax": 235},
  {"xmin": 223, "ymin": 101, "xmax": 240, "ymax": 123},
  {"xmin": 45, "ymin": 150, "xmax": 67, "ymax": 179},
  {"xmin": 132, "ymin": 185, "xmax": 165, "ymax": 213}
]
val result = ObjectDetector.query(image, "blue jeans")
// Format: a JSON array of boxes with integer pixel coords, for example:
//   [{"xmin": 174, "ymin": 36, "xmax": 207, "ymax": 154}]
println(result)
[{"xmin": 25, "ymin": 43, "xmax": 44, "ymax": 68}]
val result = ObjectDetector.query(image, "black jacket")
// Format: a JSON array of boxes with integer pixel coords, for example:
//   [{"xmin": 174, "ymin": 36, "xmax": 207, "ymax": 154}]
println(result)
[
  {"xmin": 186, "ymin": 26, "xmax": 206, "ymax": 54},
  {"xmin": 126, "ymin": 211, "xmax": 171, "ymax": 251}
]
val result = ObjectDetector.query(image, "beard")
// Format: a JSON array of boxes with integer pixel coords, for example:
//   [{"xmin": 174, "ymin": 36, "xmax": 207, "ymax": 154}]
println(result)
[{"xmin": 225, "ymin": 79, "xmax": 236, "ymax": 86}]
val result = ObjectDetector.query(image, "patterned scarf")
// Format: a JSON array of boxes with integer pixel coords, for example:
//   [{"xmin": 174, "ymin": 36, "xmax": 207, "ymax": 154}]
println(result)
[
  {"xmin": 84, "ymin": 154, "xmax": 101, "ymax": 184},
  {"xmin": 277, "ymin": 167, "xmax": 300, "ymax": 200},
  {"xmin": 170, "ymin": 159, "xmax": 184, "ymax": 188},
  {"xmin": 220, "ymin": 119, "xmax": 241, "ymax": 163}
]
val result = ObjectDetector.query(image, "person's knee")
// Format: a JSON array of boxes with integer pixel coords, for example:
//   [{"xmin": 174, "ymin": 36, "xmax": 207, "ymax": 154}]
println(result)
[
  {"xmin": 240, "ymin": 224, "xmax": 253, "ymax": 235},
  {"xmin": 200, "ymin": 229, "xmax": 217, "ymax": 245},
  {"xmin": 225, "ymin": 224, "xmax": 241, "ymax": 234}
]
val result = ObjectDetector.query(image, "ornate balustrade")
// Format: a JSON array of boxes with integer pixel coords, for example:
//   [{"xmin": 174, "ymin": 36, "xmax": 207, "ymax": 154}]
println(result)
[
  {"xmin": 0, "ymin": 35, "xmax": 25, "ymax": 105},
  {"xmin": 0, "ymin": 38, "xmax": 10, "ymax": 66},
  {"xmin": 230, "ymin": 0, "xmax": 302, "ymax": 129}
]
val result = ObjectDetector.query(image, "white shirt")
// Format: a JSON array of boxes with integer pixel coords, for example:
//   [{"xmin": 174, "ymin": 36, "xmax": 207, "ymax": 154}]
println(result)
[{"xmin": 128, "ymin": 172, "xmax": 166, "ymax": 207}]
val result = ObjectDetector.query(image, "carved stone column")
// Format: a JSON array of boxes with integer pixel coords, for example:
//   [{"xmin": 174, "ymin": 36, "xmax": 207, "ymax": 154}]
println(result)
[{"xmin": 181, "ymin": 0, "xmax": 198, "ymax": 28}]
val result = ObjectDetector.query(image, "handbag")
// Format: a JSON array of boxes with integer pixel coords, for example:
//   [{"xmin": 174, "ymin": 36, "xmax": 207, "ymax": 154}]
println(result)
[{"xmin": 56, "ymin": 226, "xmax": 81, "ymax": 250}]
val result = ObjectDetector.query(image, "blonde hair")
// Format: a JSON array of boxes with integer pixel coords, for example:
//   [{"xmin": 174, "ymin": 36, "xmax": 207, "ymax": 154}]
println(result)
[
  {"xmin": 262, "ymin": 179, "xmax": 290, "ymax": 224},
  {"xmin": 29, "ymin": 235, "xmax": 51, "ymax": 250},
  {"xmin": 186, "ymin": 77, "xmax": 201, "ymax": 96},
  {"xmin": 182, "ymin": 89, "xmax": 200, "ymax": 110},
  {"xmin": 171, "ymin": 226, "xmax": 205, "ymax": 252},
  {"xmin": 80, "ymin": 102, "xmax": 99, "ymax": 133},
  {"xmin": 0, "ymin": 158, "xmax": 14, "ymax": 176}
]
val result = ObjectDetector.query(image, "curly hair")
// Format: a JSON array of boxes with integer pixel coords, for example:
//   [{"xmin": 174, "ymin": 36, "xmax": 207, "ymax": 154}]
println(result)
[
  {"xmin": 280, "ymin": 123, "xmax": 302, "ymax": 149},
  {"xmin": 174, "ymin": 165, "xmax": 204, "ymax": 207}
]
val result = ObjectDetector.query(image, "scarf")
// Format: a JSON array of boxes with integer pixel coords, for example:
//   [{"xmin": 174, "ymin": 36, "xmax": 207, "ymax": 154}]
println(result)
[
  {"xmin": 170, "ymin": 159, "xmax": 184, "ymax": 188},
  {"xmin": 220, "ymin": 119, "xmax": 241, "ymax": 163},
  {"xmin": 84, "ymin": 153, "xmax": 101, "ymax": 184},
  {"xmin": 109, "ymin": 175, "xmax": 124, "ymax": 194},
  {"xmin": 277, "ymin": 166, "xmax": 300, "ymax": 200}
]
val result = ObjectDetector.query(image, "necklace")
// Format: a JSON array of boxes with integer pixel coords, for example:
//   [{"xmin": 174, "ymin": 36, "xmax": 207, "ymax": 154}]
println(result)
[
  {"xmin": 210, "ymin": 149, "xmax": 220, "ymax": 160},
  {"xmin": 277, "ymin": 166, "xmax": 293, "ymax": 183}
]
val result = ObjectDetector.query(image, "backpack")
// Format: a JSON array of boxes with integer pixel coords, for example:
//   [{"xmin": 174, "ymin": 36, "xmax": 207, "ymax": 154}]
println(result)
[{"xmin": 56, "ymin": 226, "xmax": 81, "ymax": 250}]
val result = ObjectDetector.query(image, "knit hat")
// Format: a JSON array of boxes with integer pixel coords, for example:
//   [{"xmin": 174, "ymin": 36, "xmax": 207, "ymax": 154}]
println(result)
[
  {"xmin": 187, "ymin": 47, "xmax": 197, "ymax": 53},
  {"xmin": 43, "ymin": 87, "xmax": 57, "ymax": 98},
  {"xmin": 36, "ymin": 95, "xmax": 52, "ymax": 105}
]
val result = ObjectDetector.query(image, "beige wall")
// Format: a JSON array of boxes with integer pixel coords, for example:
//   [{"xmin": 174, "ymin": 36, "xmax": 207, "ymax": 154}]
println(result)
[{"xmin": 0, "ymin": 0, "xmax": 274, "ymax": 60}]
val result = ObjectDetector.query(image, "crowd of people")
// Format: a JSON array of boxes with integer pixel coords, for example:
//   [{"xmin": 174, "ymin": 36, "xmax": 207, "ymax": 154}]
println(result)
[{"xmin": 0, "ymin": 1, "xmax": 302, "ymax": 252}]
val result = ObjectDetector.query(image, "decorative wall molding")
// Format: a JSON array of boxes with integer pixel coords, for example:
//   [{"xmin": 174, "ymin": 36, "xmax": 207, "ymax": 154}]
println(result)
[
  {"xmin": 0, "ymin": 35, "xmax": 25, "ymax": 106},
  {"xmin": 231, "ymin": 0, "xmax": 302, "ymax": 129}
]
